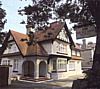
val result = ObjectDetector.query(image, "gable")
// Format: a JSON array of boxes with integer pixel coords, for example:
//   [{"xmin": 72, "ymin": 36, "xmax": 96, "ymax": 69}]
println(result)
[
  {"xmin": 1, "ymin": 30, "xmax": 47, "ymax": 57},
  {"xmin": 3, "ymin": 35, "xmax": 19, "ymax": 54},
  {"xmin": 8, "ymin": 35, "xmax": 13, "ymax": 41},
  {"xmin": 34, "ymin": 21, "xmax": 74, "ymax": 46},
  {"xmin": 57, "ymin": 27, "xmax": 70, "ymax": 43},
  {"xmin": 34, "ymin": 21, "xmax": 64, "ymax": 42}
]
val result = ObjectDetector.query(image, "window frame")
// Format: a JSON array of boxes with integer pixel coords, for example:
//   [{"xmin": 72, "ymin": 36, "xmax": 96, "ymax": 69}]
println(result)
[
  {"xmin": 69, "ymin": 61, "xmax": 75, "ymax": 71},
  {"xmin": 13, "ymin": 59, "xmax": 18, "ymax": 72}
]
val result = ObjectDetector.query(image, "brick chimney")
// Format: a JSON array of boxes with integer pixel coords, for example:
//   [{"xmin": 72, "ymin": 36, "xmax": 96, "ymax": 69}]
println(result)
[
  {"xmin": 82, "ymin": 39, "xmax": 86, "ymax": 49},
  {"xmin": 26, "ymin": 24, "xmax": 35, "ymax": 35}
]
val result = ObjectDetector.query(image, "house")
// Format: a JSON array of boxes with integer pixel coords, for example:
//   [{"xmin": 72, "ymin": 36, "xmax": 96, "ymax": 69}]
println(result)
[
  {"xmin": 0, "ymin": 22, "xmax": 82, "ymax": 80},
  {"xmin": 79, "ymin": 39, "xmax": 95, "ymax": 70}
]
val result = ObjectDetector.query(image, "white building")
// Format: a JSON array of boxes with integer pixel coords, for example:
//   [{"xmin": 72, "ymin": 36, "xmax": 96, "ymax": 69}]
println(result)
[{"xmin": 0, "ymin": 22, "xmax": 82, "ymax": 80}]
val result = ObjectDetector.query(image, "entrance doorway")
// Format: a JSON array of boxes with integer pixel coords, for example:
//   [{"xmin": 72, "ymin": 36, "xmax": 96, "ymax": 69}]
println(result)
[
  {"xmin": 22, "ymin": 61, "xmax": 34, "ymax": 77},
  {"xmin": 39, "ymin": 61, "xmax": 47, "ymax": 77}
]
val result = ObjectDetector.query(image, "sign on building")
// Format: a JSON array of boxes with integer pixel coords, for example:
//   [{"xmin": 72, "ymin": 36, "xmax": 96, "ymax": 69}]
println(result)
[{"xmin": 74, "ymin": 24, "xmax": 96, "ymax": 39}]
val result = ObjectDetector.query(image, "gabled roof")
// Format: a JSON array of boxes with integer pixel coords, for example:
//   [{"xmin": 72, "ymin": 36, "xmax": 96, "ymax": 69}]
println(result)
[
  {"xmin": 1, "ymin": 21, "xmax": 75, "ymax": 57},
  {"xmin": 34, "ymin": 21, "xmax": 75, "ymax": 46},
  {"xmin": 34, "ymin": 22, "xmax": 64, "ymax": 42},
  {"xmin": 1, "ymin": 30, "xmax": 48, "ymax": 57}
]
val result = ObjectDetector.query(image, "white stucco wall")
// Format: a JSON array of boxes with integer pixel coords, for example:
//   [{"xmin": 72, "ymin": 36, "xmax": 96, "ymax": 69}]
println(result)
[
  {"xmin": 1, "ymin": 56, "xmax": 23, "ymax": 78},
  {"xmin": 3, "ymin": 35, "xmax": 19, "ymax": 54},
  {"xmin": 3, "ymin": 42, "xmax": 19, "ymax": 54}
]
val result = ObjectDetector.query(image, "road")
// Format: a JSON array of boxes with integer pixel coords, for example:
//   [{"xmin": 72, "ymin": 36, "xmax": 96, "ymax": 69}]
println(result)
[{"xmin": 1, "ymin": 74, "xmax": 85, "ymax": 89}]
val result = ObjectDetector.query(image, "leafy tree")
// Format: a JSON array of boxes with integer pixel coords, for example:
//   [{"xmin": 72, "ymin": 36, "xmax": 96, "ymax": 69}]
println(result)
[
  {"xmin": 19, "ymin": 0, "xmax": 93, "ymax": 31},
  {"xmin": 0, "ymin": 1, "xmax": 6, "ymax": 45}
]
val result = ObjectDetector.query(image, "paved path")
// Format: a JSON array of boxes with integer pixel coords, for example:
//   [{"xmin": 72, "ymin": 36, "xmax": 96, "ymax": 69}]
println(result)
[{"xmin": 1, "ymin": 74, "xmax": 85, "ymax": 89}]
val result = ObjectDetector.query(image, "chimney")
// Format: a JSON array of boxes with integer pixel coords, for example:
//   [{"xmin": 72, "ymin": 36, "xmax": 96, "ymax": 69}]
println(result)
[
  {"xmin": 26, "ymin": 24, "xmax": 35, "ymax": 35},
  {"xmin": 82, "ymin": 39, "xmax": 86, "ymax": 49}
]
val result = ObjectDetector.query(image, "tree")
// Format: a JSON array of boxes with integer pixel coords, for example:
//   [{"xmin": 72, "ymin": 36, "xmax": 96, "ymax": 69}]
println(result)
[
  {"xmin": 19, "ymin": 0, "xmax": 100, "ymax": 87},
  {"xmin": 85, "ymin": 1, "xmax": 100, "ymax": 86},
  {"xmin": 19, "ymin": 0, "xmax": 93, "ymax": 31},
  {"xmin": 0, "ymin": 1, "xmax": 6, "ymax": 45}
]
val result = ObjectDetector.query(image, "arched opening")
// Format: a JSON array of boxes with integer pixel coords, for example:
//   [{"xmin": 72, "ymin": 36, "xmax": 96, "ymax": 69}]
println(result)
[
  {"xmin": 39, "ymin": 61, "xmax": 47, "ymax": 77},
  {"xmin": 22, "ymin": 61, "xmax": 34, "ymax": 77}
]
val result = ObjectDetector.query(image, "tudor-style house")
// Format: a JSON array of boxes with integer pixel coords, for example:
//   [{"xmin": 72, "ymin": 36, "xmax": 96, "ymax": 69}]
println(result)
[{"xmin": 0, "ymin": 22, "xmax": 82, "ymax": 80}]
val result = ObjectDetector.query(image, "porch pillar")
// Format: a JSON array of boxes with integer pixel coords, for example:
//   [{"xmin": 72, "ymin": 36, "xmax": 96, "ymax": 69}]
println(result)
[
  {"xmin": 34, "ymin": 60, "xmax": 39, "ymax": 79},
  {"xmin": 47, "ymin": 64, "xmax": 51, "ymax": 79}
]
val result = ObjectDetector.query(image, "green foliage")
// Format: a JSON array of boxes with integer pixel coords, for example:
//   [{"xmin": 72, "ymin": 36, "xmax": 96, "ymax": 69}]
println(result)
[
  {"xmin": 0, "ymin": 32, "xmax": 7, "ymax": 44},
  {"xmin": 0, "ymin": 1, "xmax": 6, "ymax": 44},
  {"xmin": 18, "ymin": 0, "xmax": 96, "ymax": 31}
]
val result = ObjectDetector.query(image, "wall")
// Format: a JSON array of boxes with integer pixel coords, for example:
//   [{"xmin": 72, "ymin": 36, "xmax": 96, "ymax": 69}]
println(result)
[
  {"xmin": 1, "ymin": 56, "xmax": 23, "ymax": 78},
  {"xmin": 3, "ymin": 42, "xmax": 19, "ymax": 54},
  {"xmin": 1, "ymin": 56, "xmax": 48, "ymax": 79}
]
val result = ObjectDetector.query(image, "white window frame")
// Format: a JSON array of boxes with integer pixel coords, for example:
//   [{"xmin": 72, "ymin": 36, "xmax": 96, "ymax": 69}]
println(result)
[
  {"xmin": 53, "ymin": 60, "xmax": 57, "ymax": 71},
  {"xmin": 13, "ymin": 59, "xmax": 18, "ymax": 72},
  {"xmin": 58, "ymin": 59, "xmax": 67, "ymax": 71},
  {"xmin": 2, "ymin": 60, "xmax": 10, "ymax": 65},
  {"xmin": 77, "ymin": 51, "xmax": 81, "ymax": 56},
  {"xmin": 72, "ymin": 50, "xmax": 76, "ymax": 55},
  {"xmin": 69, "ymin": 61, "xmax": 75, "ymax": 71}
]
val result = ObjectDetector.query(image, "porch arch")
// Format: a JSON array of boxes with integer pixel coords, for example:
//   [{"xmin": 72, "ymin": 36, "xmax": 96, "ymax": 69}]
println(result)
[
  {"xmin": 22, "ymin": 61, "xmax": 34, "ymax": 77},
  {"xmin": 39, "ymin": 61, "xmax": 47, "ymax": 77}
]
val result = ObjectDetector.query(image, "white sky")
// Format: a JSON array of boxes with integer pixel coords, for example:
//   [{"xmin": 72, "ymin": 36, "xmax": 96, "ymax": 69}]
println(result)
[
  {"xmin": 1, "ymin": 0, "xmax": 96, "ymax": 44},
  {"xmin": 2, "ymin": 0, "xmax": 32, "ymax": 33}
]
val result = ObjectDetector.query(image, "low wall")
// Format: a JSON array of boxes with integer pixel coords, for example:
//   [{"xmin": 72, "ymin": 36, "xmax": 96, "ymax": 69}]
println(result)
[{"xmin": 0, "ymin": 66, "xmax": 9, "ymax": 87}]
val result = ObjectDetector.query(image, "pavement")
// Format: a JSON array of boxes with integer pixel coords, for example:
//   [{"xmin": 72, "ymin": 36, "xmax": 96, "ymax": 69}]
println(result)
[{"xmin": 1, "ymin": 74, "xmax": 85, "ymax": 89}]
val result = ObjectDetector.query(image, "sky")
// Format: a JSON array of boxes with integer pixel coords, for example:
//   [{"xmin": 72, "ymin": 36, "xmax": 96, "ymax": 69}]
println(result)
[
  {"xmin": 2, "ymin": 0, "xmax": 32, "ymax": 33},
  {"xmin": 1, "ymin": 0, "xmax": 96, "ymax": 44}
]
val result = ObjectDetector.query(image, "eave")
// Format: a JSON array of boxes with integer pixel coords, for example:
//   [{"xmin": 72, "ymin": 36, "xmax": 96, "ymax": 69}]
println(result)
[
  {"xmin": 1, "ymin": 52, "xmax": 21, "ymax": 58},
  {"xmin": 72, "ymin": 55, "xmax": 83, "ymax": 60}
]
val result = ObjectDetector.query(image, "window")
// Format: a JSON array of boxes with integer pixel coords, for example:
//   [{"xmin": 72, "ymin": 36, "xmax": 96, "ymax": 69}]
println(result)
[
  {"xmin": 8, "ymin": 60, "xmax": 10, "ymax": 65},
  {"xmin": 57, "ymin": 42, "xmax": 67, "ymax": 53},
  {"xmin": 2, "ymin": 60, "xmax": 7, "ymax": 65},
  {"xmin": 13, "ymin": 59, "xmax": 18, "ymax": 72},
  {"xmin": 72, "ymin": 50, "xmax": 76, "ymax": 55},
  {"xmin": 77, "ymin": 51, "xmax": 81, "ymax": 56},
  {"xmin": 53, "ymin": 60, "xmax": 56, "ymax": 71},
  {"xmin": 72, "ymin": 50, "xmax": 81, "ymax": 56},
  {"xmin": 2, "ymin": 60, "xmax": 10, "ymax": 65},
  {"xmin": 69, "ymin": 61, "xmax": 75, "ymax": 71},
  {"xmin": 63, "ymin": 45, "xmax": 67, "ymax": 53},
  {"xmin": 58, "ymin": 59, "xmax": 67, "ymax": 71}
]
